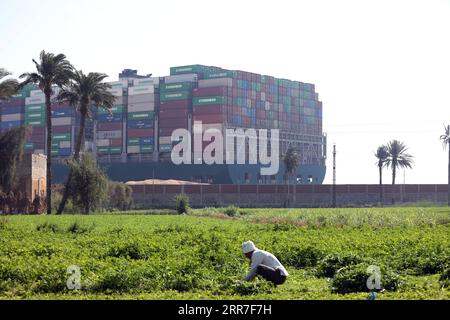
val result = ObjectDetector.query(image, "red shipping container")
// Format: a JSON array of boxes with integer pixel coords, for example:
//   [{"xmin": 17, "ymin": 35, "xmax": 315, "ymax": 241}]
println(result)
[
  {"xmin": 31, "ymin": 127, "xmax": 46, "ymax": 135},
  {"xmin": 159, "ymin": 109, "xmax": 189, "ymax": 119},
  {"xmin": 128, "ymin": 129, "xmax": 154, "ymax": 138},
  {"xmin": 160, "ymin": 127, "xmax": 187, "ymax": 136},
  {"xmin": 193, "ymin": 105, "xmax": 224, "ymax": 116},
  {"xmin": 110, "ymin": 138, "xmax": 122, "ymax": 146},
  {"xmin": 160, "ymin": 100, "xmax": 190, "ymax": 109},
  {"xmin": 28, "ymin": 135, "xmax": 45, "ymax": 143},
  {"xmin": 52, "ymin": 103, "xmax": 71, "ymax": 109},
  {"xmin": 160, "ymin": 118, "xmax": 188, "ymax": 128},
  {"xmin": 98, "ymin": 122, "xmax": 122, "ymax": 131},
  {"xmin": 52, "ymin": 125, "xmax": 72, "ymax": 133},
  {"xmin": 193, "ymin": 87, "xmax": 227, "ymax": 97},
  {"xmin": 193, "ymin": 114, "xmax": 224, "ymax": 124}
]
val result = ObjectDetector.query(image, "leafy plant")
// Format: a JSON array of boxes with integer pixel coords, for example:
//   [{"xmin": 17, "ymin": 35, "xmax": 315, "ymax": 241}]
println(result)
[{"xmin": 175, "ymin": 194, "xmax": 190, "ymax": 215}]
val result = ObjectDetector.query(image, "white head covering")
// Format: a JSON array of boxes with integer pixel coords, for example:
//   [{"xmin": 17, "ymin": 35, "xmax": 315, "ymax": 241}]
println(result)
[{"xmin": 242, "ymin": 241, "xmax": 256, "ymax": 254}]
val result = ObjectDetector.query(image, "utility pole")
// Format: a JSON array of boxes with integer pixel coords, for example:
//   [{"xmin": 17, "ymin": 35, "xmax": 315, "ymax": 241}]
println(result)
[{"xmin": 332, "ymin": 144, "xmax": 337, "ymax": 208}]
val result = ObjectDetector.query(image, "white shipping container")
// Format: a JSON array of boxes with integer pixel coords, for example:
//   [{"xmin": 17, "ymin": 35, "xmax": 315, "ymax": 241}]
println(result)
[
  {"xmin": 198, "ymin": 78, "xmax": 233, "ymax": 88},
  {"xmin": 109, "ymin": 80, "xmax": 128, "ymax": 88},
  {"xmin": 30, "ymin": 90, "xmax": 45, "ymax": 97},
  {"xmin": 26, "ymin": 96, "xmax": 46, "ymax": 105},
  {"xmin": 34, "ymin": 150, "xmax": 45, "ymax": 155},
  {"xmin": 59, "ymin": 141, "xmax": 71, "ymax": 148},
  {"xmin": 127, "ymin": 146, "xmax": 140, "ymax": 154},
  {"xmin": 98, "ymin": 130, "xmax": 122, "ymax": 139},
  {"xmin": 128, "ymin": 86, "xmax": 155, "ymax": 96},
  {"xmin": 108, "ymin": 88, "xmax": 123, "ymax": 97},
  {"xmin": 1, "ymin": 113, "xmax": 23, "ymax": 121},
  {"xmin": 159, "ymin": 137, "xmax": 172, "ymax": 144},
  {"xmin": 128, "ymin": 103, "xmax": 155, "ymax": 113},
  {"xmin": 96, "ymin": 139, "xmax": 110, "ymax": 147},
  {"xmin": 52, "ymin": 117, "xmax": 72, "ymax": 126},
  {"xmin": 128, "ymin": 93, "xmax": 156, "ymax": 105},
  {"xmin": 133, "ymin": 77, "xmax": 160, "ymax": 87},
  {"xmin": 164, "ymin": 74, "xmax": 198, "ymax": 84}
]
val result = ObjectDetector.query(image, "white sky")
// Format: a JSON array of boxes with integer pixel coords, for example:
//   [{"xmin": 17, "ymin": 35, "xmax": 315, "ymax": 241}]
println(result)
[{"xmin": 1, "ymin": 0, "xmax": 449, "ymax": 184}]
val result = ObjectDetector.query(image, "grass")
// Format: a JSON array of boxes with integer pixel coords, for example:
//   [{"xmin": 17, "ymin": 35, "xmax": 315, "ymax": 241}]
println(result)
[{"xmin": 0, "ymin": 207, "xmax": 449, "ymax": 300}]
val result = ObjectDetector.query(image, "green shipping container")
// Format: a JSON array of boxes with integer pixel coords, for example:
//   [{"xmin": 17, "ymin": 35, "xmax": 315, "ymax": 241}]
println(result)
[
  {"xmin": 25, "ymin": 112, "xmax": 46, "ymax": 120},
  {"xmin": 52, "ymin": 133, "xmax": 71, "ymax": 141},
  {"xmin": 170, "ymin": 65, "xmax": 204, "ymax": 76},
  {"xmin": 109, "ymin": 147, "xmax": 122, "ymax": 155},
  {"xmin": 140, "ymin": 145, "xmax": 154, "ymax": 153},
  {"xmin": 204, "ymin": 71, "xmax": 234, "ymax": 79},
  {"xmin": 160, "ymin": 82, "xmax": 194, "ymax": 92},
  {"xmin": 127, "ymin": 138, "xmax": 141, "ymax": 146},
  {"xmin": 24, "ymin": 143, "xmax": 34, "ymax": 150},
  {"xmin": 128, "ymin": 112, "xmax": 155, "ymax": 120},
  {"xmin": 25, "ymin": 119, "xmax": 45, "ymax": 127},
  {"xmin": 160, "ymin": 91, "xmax": 191, "ymax": 102},
  {"xmin": 25, "ymin": 104, "xmax": 46, "ymax": 112},
  {"xmin": 97, "ymin": 147, "xmax": 110, "ymax": 154},
  {"xmin": 193, "ymin": 96, "xmax": 226, "ymax": 106},
  {"xmin": 98, "ymin": 105, "xmax": 125, "ymax": 115}
]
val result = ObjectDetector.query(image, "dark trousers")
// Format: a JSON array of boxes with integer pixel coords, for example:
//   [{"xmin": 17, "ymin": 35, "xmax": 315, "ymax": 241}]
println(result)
[{"xmin": 256, "ymin": 265, "xmax": 287, "ymax": 285}]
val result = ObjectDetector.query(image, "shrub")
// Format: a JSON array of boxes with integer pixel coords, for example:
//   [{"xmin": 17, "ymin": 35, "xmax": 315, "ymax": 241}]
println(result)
[
  {"xmin": 279, "ymin": 245, "xmax": 325, "ymax": 268},
  {"xmin": 175, "ymin": 194, "xmax": 190, "ymax": 215},
  {"xmin": 67, "ymin": 221, "xmax": 95, "ymax": 234},
  {"xmin": 332, "ymin": 264, "xmax": 401, "ymax": 294},
  {"xmin": 226, "ymin": 280, "xmax": 274, "ymax": 296},
  {"xmin": 107, "ymin": 182, "xmax": 133, "ymax": 211},
  {"xmin": 68, "ymin": 154, "xmax": 109, "ymax": 214},
  {"xmin": 108, "ymin": 242, "xmax": 145, "ymax": 260},
  {"xmin": 439, "ymin": 268, "xmax": 450, "ymax": 288},
  {"xmin": 316, "ymin": 253, "xmax": 365, "ymax": 278},
  {"xmin": 36, "ymin": 222, "xmax": 61, "ymax": 233},
  {"xmin": 0, "ymin": 215, "xmax": 10, "ymax": 229},
  {"xmin": 224, "ymin": 206, "xmax": 239, "ymax": 217}
]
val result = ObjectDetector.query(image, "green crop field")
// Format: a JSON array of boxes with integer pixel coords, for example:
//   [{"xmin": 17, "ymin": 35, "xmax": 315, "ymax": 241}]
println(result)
[{"xmin": 0, "ymin": 207, "xmax": 449, "ymax": 300}]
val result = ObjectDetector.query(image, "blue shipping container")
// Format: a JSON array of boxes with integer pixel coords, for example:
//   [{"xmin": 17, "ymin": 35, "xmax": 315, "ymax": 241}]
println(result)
[
  {"xmin": 0, "ymin": 120, "xmax": 23, "ymax": 129},
  {"xmin": 58, "ymin": 148, "xmax": 72, "ymax": 157},
  {"xmin": 127, "ymin": 120, "xmax": 153, "ymax": 129},
  {"xmin": 52, "ymin": 109, "xmax": 73, "ymax": 118},
  {"xmin": 1, "ymin": 106, "xmax": 24, "ymax": 115},
  {"xmin": 141, "ymin": 137, "xmax": 155, "ymax": 145},
  {"xmin": 97, "ymin": 113, "xmax": 123, "ymax": 122}
]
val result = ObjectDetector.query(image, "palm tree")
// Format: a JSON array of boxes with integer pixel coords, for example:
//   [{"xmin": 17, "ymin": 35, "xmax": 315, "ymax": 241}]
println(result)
[
  {"xmin": 0, "ymin": 69, "xmax": 19, "ymax": 100},
  {"xmin": 440, "ymin": 125, "xmax": 450, "ymax": 206},
  {"xmin": 56, "ymin": 71, "xmax": 115, "ymax": 215},
  {"xmin": 385, "ymin": 140, "xmax": 414, "ymax": 204},
  {"xmin": 375, "ymin": 145, "xmax": 388, "ymax": 205},
  {"xmin": 284, "ymin": 146, "xmax": 300, "ymax": 184},
  {"xmin": 283, "ymin": 147, "xmax": 300, "ymax": 207},
  {"xmin": 20, "ymin": 51, "xmax": 74, "ymax": 215}
]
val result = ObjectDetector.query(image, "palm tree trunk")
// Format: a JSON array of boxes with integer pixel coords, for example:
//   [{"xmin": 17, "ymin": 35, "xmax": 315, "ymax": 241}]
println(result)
[
  {"xmin": 392, "ymin": 165, "xmax": 396, "ymax": 204},
  {"xmin": 45, "ymin": 91, "xmax": 52, "ymax": 215},
  {"xmin": 379, "ymin": 165, "xmax": 383, "ymax": 206},
  {"xmin": 448, "ymin": 140, "xmax": 450, "ymax": 207},
  {"xmin": 57, "ymin": 106, "xmax": 87, "ymax": 215}
]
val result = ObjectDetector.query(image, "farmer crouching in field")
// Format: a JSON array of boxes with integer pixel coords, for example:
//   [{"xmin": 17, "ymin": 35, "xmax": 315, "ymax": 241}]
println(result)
[{"xmin": 242, "ymin": 241, "xmax": 289, "ymax": 286}]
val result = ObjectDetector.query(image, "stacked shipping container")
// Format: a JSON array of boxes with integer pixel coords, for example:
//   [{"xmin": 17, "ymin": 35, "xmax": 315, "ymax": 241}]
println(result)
[
  {"xmin": 158, "ymin": 75, "xmax": 197, "ymax": 153},
  {"xmin": 126, "ymin": 77, "xmax": 159, "ymax": 155},
  {"xmin": 96, "ymin": 81, "xmax": 127, "ymax": 156}
]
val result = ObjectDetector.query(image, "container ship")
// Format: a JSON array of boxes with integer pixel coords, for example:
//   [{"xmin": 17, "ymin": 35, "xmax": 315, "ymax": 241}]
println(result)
[{"xmin": 0, "ymin": 65, "xmax": 327, "ymax": 184}]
